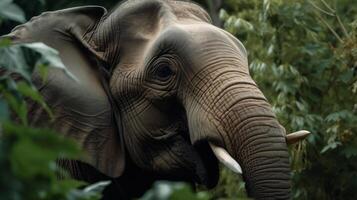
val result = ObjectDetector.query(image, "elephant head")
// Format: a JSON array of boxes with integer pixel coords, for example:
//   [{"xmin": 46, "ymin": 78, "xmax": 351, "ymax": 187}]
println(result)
[{"xmin": 2, "ymin": 0, "xmax": 310, "ymax": 199}]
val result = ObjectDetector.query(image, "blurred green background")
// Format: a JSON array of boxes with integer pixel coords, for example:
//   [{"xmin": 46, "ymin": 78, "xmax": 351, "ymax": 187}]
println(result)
[{"xmin": 0, "ymin": 0, "xmax": 356, "ymax": 199}]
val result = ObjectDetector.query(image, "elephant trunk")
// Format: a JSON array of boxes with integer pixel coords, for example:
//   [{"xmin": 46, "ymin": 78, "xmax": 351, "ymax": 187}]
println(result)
[
  {"xmin": 226, "ymin": 101, "xmax": 291, "ymax": 199},
  {"xmin": 186, "ymin": 78, "xmax": 291, "ymax": 199}
]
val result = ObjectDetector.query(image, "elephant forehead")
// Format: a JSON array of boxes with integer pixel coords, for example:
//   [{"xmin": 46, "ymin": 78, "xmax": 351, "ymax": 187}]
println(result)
[
  {"xmin": 150, "ymin": 24, "xmax": 249, "ymax": 77},
  {"xmin": 112, "ymin": 23, "xmax": 249, "ymax": 81}
]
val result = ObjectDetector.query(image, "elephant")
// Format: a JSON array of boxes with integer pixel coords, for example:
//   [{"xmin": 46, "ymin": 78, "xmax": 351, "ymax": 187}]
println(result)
[{"xmin": 1, "ymin": 0, "xmax": 310, "ymax": 199}]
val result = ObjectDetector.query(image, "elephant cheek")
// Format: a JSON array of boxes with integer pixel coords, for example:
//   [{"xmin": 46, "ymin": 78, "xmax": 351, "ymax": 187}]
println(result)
[{"xmin": 122, "ymin": 124, "xmax": 201, "ymax": 178}]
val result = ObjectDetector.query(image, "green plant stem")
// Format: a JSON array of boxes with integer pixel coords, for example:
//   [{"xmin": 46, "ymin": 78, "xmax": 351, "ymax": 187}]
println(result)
[
  {"xmin": 308, "ymin": 0, "xmax": 334, "ymax": 16},
  {"xmin": 336, "ymin": 15, "xmax": 349, "ymax": 38},
  {"xmin": 313, "ymin": 0, "xmax": 349, "ymax": 38},
  {"xmin": 320, "ymin": 0, "xmax": 334, "ymax": 13},
  {"xmin": 315, "ymin": 13, "xmax": 343, "ymax": 43}
]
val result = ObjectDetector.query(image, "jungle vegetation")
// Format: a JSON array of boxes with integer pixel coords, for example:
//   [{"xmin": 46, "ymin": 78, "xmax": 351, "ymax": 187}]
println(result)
[{"xmin": 0, "ymin": 0, "xmax": 356, "ymax": 199}]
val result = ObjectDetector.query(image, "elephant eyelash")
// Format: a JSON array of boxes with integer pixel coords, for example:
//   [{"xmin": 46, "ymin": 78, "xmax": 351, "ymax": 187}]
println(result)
[
  {"xmin": 155, "ymin": 40, "xmax": 179, "ymax": 57},
  {"xmin": 156, "ymin": 48, "xmax": 174, "ymax": 57}
]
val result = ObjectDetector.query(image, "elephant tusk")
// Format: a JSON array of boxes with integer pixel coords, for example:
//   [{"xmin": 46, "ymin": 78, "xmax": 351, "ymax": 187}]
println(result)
[
  {"xmin": 286, "ymin": 130, "xmax": 311, "ymax": 144},
  {"xmin": 209, "ymin": 142, "xmax": 242, "ymax": 174}
]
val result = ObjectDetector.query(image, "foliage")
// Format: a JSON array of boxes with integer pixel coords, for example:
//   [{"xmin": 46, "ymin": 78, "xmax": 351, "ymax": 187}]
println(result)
[
  {"xmin": 140, "ymin": 181, "xmax": 210, "ymax": 200},
  {"xmin": 0, "ymin": 0, "xmax": 25, "ymax": 23},
  {"xmin": 1, "ymin": 0, "xmax": 356, "ymax": 199},
  {"xmin": 219, "ymin": 0, "xmax": 357, "ymax": 199},
  {"xmin": 0, "ymin": 6, "xmax": 109, "ymax": 199},
  {"xmin": 208, "ymin": 168, "xmax": 250, "ymax": 200}
]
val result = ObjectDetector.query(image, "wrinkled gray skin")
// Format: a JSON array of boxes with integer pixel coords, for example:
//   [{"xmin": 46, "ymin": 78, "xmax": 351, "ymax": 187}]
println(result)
[{"xmin": 2, "ymin": 0, "xmax": 291, "ymax": 199}]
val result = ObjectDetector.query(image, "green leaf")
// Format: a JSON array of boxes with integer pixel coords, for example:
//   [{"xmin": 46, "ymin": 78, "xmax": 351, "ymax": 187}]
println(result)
[
  {"xmin": 0, "ymin": 43, "xmax": 32, "ymax": 81},
  {"xmin": 82, "ymin": 181, "xmax": 111, "ymax": 194},
  {"xmin": 140, "ymin": 182, "xmax": 210, "ymax": 200},
  {"xmin": 0, "ymin": 0, "xmax": 26, "ymax": 23},
  {"xmin": 3, "ymin": 92, "xmax": 28, "ymax": 125},
  {"xmin": 0, "ymin": 99, "xmax": 9, "ymax": 122},
  {"xmin": 37, "ymin": 63, "xmax": 49, "ymax": 82},
  {"xmin": 170, "ymin": 184, "xmax": 210, "ymax": 200},
  {"xmin": 0, "ymin": 38, "xmax": 11, "ymax": 47},
  {"xmin": 0, "ymin": 42, "xmax": 78, "ymax": 82},
  {"xmin": 321, "ymin": 141, "xmax": 342, "ymax": 154},
  {"xmin": 326, "ymin": 110, "xmax": 354, "ymax": 122},
  {"xmin": 3, "ymin": 123, "xmax": 82, "ymax": 160},
  {"xmin": 339, "ymin": 69, "xmax": 353, "ymax": 83},
  {"xmin": 17, "ymin": 101, "xmax": 28, "ymax": 126},
  {"xmin": 53, "ymin": 179, "xmax": 87, "ymax": 195},
  {"xmin": 10, "ymin": 138, "xmax": 56, "ymax": 178},
  {"xmin": 341, "ymin": 145, "xmax": 357, "ymax": 158},
  {"xmin": 0, "ymin": 0, "xmax": 12, "ymax": 7},
  {"xmin": 68, "ymin": 181, "xmax": 110, "ymax": 200},
  {"xmin": 234, "ymin": 18, "xmax": 254, "ymax": 31},
  {"xmin": 22, "ymin": 43, "xmax": 78, "ymax": 82},
  {"xmin": 16, "ymin": 81, "xmax": 53, "ymax": 119}
]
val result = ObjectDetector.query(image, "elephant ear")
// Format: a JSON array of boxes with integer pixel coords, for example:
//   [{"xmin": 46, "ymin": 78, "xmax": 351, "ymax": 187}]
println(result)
[{"xmin": 1, "ymin": 6, "xmax": 125, "ymax": 178}]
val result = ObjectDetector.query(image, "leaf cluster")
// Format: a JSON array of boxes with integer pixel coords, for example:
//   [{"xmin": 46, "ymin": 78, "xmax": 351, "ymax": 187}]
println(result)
[
  {"xmin": 0, "ymin": 6, "xmax": 109, "ymax": 198},
  {"xmin": 1, "ymin": 0, "xmax": 356, "ymax": 199},
  {"xmin": 218, "ymin": 0, "xmax": 357, "ymax": 199}
]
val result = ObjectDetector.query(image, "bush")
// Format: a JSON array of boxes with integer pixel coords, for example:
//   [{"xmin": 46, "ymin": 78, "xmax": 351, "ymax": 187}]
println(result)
[
  {"xmin": 0, "ymin": 28, "xmax": 108, "ymax": 200},
  {"xmin": 218, "ymin": 0, "xmax": 357, "ymax": 199}
]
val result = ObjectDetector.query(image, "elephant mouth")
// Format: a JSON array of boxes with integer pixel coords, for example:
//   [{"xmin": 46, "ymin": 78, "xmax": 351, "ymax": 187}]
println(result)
[
  {"xmin": 192, "ymin": 140, "xmax": 219, "ymax": 188},
  {"xmin": 148, "ymin": 116, "xmax": 220, "ymax": 188}
]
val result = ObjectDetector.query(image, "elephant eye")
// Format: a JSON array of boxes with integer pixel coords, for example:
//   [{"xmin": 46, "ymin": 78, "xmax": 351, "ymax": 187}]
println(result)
[{"xmin": 155, "ymin": 64, "xmax": 175, "ymax": 80}]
